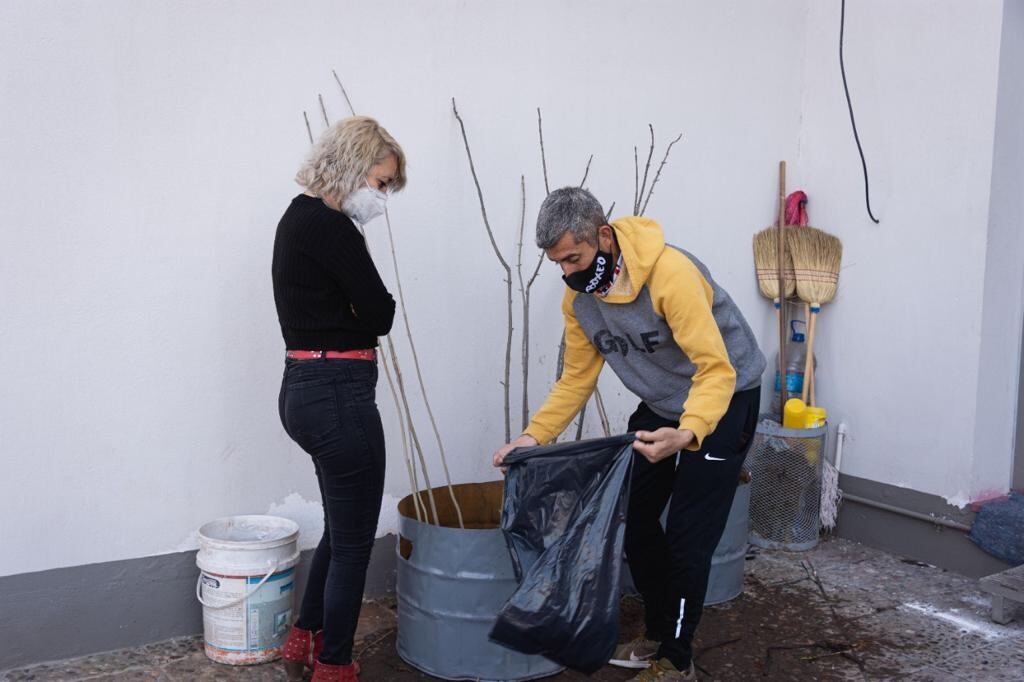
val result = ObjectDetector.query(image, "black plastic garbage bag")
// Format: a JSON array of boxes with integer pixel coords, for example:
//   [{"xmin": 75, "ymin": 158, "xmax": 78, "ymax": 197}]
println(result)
[{"xmin": 490, "ymin": 433, "xmax": 636, "ymax": 674}]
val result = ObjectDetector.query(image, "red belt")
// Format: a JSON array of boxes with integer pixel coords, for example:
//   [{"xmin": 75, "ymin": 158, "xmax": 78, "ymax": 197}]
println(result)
[{"xmin": 286, "ymin": 349, "xmax": 376, "ymax": 361}]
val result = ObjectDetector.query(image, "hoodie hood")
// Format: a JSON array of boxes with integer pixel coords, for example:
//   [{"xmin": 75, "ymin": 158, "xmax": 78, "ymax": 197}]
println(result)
[{"xmin": 605, "ymin": 216, "xmax": 666, "ymax": 302}]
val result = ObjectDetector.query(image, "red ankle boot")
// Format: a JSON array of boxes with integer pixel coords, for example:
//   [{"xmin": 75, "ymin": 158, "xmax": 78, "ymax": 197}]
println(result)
[
  {"xmin": 281, "ymin": 626, "xmax": 323, "ymax": 680},
  {"xmin": 311, "ymin": 660, "xmax": 360, "ymax": 681}
]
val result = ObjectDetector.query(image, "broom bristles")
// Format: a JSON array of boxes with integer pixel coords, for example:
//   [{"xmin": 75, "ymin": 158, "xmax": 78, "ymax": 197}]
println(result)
[
  {"xmin": 752, "ymin": 226, "xmax": 796, "ymax": 300},
  {"xmin": 787, "ymin": 226, "xmax": 842, "ymax": 306}
]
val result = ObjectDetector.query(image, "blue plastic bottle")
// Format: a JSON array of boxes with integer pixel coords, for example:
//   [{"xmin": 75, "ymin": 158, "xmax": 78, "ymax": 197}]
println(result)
[{"xmin": 770, "ymin": 320, "xmax": 816, "ymax": 418}]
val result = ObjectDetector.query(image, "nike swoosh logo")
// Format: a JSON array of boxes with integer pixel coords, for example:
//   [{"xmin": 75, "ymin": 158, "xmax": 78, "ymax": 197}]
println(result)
[{"xmin": 704, "ymin": 453, "xmax": 726, "ymax": 461}]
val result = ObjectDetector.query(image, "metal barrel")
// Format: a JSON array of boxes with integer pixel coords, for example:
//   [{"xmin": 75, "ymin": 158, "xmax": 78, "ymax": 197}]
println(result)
[
  {"xmin": 705, "ymin": 481, "xmax": 751, "ymax": 605},
  {"xmin": 396, "ymin": 481, "xmax": 563, "ymax": 681}
]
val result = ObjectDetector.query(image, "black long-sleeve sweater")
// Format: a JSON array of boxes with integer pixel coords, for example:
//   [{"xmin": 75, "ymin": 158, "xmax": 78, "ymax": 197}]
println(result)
[{"xmin": 272, "ymin": 194, "xmax": 396, "ymax": 350}]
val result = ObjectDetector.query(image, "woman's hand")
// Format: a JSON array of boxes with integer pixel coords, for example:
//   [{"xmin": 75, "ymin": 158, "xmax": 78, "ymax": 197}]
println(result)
[
  {"xmin": 493, "ymin": 434, "xmax": 539, "ymax": 469},
  {"xmin": 633, "ymin": 428, "xmax": 694, "ymax": 463}
]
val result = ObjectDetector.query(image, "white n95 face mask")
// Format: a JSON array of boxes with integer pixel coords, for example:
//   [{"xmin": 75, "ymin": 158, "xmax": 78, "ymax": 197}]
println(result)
[{"xmin": 341, "ymin": 183, "xmax": 388, "ymax": 224}]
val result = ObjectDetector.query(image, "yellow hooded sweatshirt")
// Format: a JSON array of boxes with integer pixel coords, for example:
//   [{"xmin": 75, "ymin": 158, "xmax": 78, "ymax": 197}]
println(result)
[{"xmin": 524, "ymin": 217, "xmax": 765, "ymax": 450}]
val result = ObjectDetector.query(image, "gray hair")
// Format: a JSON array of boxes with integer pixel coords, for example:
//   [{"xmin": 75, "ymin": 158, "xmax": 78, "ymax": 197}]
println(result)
[
  {"xmin": 535, "ymin": 187, "xmax": 606, "ymax": 249},
  {"xmin": 295, "ymin": 116, "xmax": 407, "ymax": 204}
]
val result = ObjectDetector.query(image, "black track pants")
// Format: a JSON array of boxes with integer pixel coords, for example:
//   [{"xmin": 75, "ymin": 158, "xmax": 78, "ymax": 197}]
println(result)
[{"xmin": 624, "ymin": 386, "xmax": 760, "ymax": 669}]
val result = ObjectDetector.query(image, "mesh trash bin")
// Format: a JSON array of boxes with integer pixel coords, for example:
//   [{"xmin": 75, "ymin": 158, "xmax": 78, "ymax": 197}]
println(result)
[{"xmin": 745, "ymin": 417, "xmax": 827, "ymax": 551}]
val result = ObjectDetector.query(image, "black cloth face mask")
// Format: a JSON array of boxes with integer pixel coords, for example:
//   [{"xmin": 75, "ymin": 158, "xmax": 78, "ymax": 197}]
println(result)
[{"xmin": 563, "ymin": 249, "xmax": 614, "ymax": 294}]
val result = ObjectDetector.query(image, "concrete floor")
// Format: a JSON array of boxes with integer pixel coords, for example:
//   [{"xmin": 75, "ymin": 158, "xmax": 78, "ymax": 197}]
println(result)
[{"xmin": 3, "ymin": 538, "xmax": 1021, "ymax": 681}]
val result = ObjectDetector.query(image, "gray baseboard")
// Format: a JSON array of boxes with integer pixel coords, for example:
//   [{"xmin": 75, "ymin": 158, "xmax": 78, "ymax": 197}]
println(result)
[
  {"xmin": 835, "ymin": 474, "xmax": 1012, "ymax": 579},
  {"xmin": 0, "ymin": 535, "xmax": 397, "ymax": 672},
  {"xmin": 4, "ymin": 475, "xmax": 1015, "ymax": 671}
]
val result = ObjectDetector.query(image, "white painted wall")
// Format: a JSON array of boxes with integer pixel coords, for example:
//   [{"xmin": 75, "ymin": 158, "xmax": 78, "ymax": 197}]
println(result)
[
  {"xmin": 0, "ymin": 0, "xmax": 1015, "ymax": 578},
  {"xmin": 793, "ymin": 0, "xmax": 1008, "ymax": 503},
  {"xmin": 975, "ymin": 0, "xmax": 1024, "ymax": 499}
]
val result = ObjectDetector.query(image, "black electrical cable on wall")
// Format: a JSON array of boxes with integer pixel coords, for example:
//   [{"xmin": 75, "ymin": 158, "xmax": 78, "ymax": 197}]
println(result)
[{"xmin": 840, "ymin": 0, "xmax": 880, "ymax": 224}]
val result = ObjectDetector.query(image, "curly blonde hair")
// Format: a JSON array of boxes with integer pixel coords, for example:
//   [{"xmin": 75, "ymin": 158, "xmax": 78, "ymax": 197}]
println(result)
[{"xmin": 295, "ymin": 116, "xmax": 407, "ymax": 203}]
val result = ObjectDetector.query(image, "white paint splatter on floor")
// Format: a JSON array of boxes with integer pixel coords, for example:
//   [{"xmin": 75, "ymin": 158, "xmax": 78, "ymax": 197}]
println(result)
[{"xmin": 902, "ymin": 601, "xmax": 1008, "ymax": 640}]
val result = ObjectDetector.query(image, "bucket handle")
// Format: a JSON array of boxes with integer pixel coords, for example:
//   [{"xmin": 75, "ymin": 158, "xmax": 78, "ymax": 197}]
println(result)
[{"xmin": 196, "ymin": 558, "xmax": 281, "ymax": 610}]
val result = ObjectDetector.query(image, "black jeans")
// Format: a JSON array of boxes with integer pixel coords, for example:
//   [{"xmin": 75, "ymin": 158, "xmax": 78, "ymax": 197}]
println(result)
[
  {"xmin": 624, "ymin": 387, "xmax": 759, "ymax": 670},
  {"xmin": 278, "ymin": 358, "xmax": 386, "ymax": 665}
]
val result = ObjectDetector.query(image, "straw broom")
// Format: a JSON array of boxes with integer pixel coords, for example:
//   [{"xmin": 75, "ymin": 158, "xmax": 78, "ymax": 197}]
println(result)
[
  {"xmin": 752, "ymin": 226, "xmax": 793, "ymax": 412},
  {"xmin": 787, "ymin": 226, "xmax": 842, "ymax": 406},
  {"xmin": 788, "ymin": 225, "xmax": 842, "ymax": 528},
  {"xmin": 752, "ymin": 227, "xmax": 796, "ymax": 304}
]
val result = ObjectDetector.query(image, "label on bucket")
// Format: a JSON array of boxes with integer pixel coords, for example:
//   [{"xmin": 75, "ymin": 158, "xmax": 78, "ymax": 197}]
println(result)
[{"xmin": 201, "ymin": 568, "xmax": 295, "ymax": 655}]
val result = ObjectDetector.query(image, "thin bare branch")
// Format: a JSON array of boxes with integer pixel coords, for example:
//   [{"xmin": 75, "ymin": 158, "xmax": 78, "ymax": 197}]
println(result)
[
  {"xmin": 516, "ymin": 176, "xmax": 530, "ymax": 431},
  {"xmin": 574, "ymin": 388, "xmax": 610, "ymax": 441},
  {"xmin": 521, "ymin": 144, "xmax": 598, "ymax": 429},
  {"xmin": 523, "ymin": 256, "xmax": 544, "ymax": 429},
  {"xmin": 502, "ymin": 280, "xmax": 513, "ymax": 442},
  {"xmin": 637, "ymin": 124, "xmax": 655, "ymax": 213},
  {"xmin": 384, "ymin": 209, "xmax": 464, "ymax": 528},
  {"xmin": 452, "ymin": 99, "xmax": 511, "ymax": 271},
  {"xmin": 332, "ymin": 69, "xmax": 356, "ymax": 116},
  {"xmin": 640, "ymin": 133, "xmax": 682, "ymax": 215},
  {"xmin": 356, "ymin": 224, "xmax": 422, "ymax": 520},
  {"xmin": 556, "ymin": 330, "xmax": 567, "ymax": 381},
  {"xmin": 553, "ymin": 331, "xmax": 567, "ymax": 444},
  {"xmin": 557, "ymin": 329, "xmax": 573, "ymax": 382},
  {"xmin": 527, "ymin": 250, "xmax": 544, "ymax": 288},
  {"xmin": 386, "ymin": 336, "xmax": 439, "ymax": 524},
  {"xmin": 574, "ymin": 404, "xmax": 587, "ymax": 441},
  {"xmin": 579, "ymin": 154, "xmax": 594, "ymax": 188},
  {"xmin": 593, "ymin": 386, "xmax": 611, "ymax": 437},
  {"xmin": 633, "ymin": 146, "xmax": 640, "ymax": 214},
  {"xmin": 303, "ymin": 111, "xmax": 314, "ymax": 145},
  {"xmin": 537, "ymin": 147, "xmax": 605, "ymax": 434},
  {"xmin": 380, "ymin": 343, "xmax": 424, "ymax": 522},
  {"xmin": 516, "ymin": 176, "xmax": 526, "ymax": 282},
  {"xmin": 356, "ymin": 222, "xmax": 430, "ymax": 522},
  {"xmin": 452, "ymin": 98, "xmax": 513, "ymax": 441},
  {"xmin": 606, "ymin": 202, "xmax": 616, "ymax": 221},
  {"xmin": 537, "ymin": 107, "xmax": 550, "ymax": 196},
  {"xmin": 318, "ymin": 93, "xmax": 329, "ymax": 127}
]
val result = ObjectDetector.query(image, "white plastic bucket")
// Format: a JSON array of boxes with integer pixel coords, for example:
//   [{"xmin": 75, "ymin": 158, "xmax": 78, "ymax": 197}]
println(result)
[{"xmin": 196, "ymin": 515, "xmax": 300, "ymax": 665}]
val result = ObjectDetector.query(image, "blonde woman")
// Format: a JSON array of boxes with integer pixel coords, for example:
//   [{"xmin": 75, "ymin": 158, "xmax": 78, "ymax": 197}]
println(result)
[{"xmin": 273, "ymin": 116, "xmax": 406, "ymax": 682}]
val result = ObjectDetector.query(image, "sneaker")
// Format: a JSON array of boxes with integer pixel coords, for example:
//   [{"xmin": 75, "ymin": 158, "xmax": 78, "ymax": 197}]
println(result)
[
  {"xmin": 629, "ymin": 658, "xmax": 696, "ymax": 680},
  {"xmin": 609, "ymin": 636, "xmax": 661, "ymax": 669}
]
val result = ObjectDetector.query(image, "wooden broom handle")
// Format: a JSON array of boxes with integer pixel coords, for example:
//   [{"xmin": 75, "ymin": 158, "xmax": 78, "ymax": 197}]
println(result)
[
  {"xmin": 804, "ymin": 305, "xmax": 819, "ymax": 406},
  {"xmin": 776, "ymin": 161, "xmax": 787, "ymax": 409},
  {"xmin": 802, "ymin": 303, "xmax": 811, "ymax": 402},
  {"xmin": 810, "ymin": 311, "xmax": 818, "ymax": 406}
]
